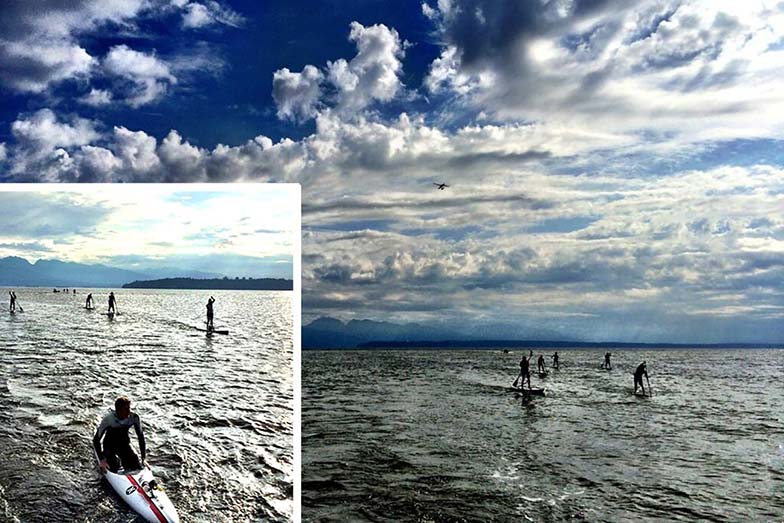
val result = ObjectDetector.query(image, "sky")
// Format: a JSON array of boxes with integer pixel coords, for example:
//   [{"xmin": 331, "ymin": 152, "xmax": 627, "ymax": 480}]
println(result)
[
  {"xmin": 0, "ymin": 0, "xmax": 783, "ymax": 342},
  {"xmin": 0, "ymin": 185, "xmax": 298, "ymax": 278}
]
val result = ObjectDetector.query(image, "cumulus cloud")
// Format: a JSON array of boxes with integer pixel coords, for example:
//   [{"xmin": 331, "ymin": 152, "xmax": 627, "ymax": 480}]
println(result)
[
  {"xmin": 272, "ymin": 21, "xmax": 406, "ymax": 121},
  {"xmin": 103, "ymin": 45, "xmax": 177, "ymax": 107},
  {"xmin": 11, "ymin": 109, "xmax": 100, "ymax": 153},
  {"xmin": 272, "ymin": 65, "xmax": 324, "ymax": 121}
]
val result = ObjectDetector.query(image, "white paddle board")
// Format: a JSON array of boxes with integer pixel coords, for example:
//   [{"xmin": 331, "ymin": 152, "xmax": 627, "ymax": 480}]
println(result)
[{"xmin": 103, "ymin": 464, "xmax": 180, "ymax": 523}]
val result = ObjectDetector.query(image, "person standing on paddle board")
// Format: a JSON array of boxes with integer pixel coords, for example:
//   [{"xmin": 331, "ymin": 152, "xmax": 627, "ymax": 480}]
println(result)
[
  {"xmin": 206, "ymin": 296, "xmax": 215, "ymax": 331},
  {"xmin": 516, "ymin": 350, "xmax": 533, "ymax": 389},
  {"xmin": 85, "ymin": 293, "xmax": 94, "ymax": 309},
  {"xmin": 602, "ymin": 351, "xmax": 612, "ymax": 369},
  {"xmin": 94, "ymin": 396, "xmax": 146, "ymax": 473},
  {"xmin": 9, "ymin": 291, "xmax": 16, "ymax": 312},
  {"xmin": 108, "ymin": 292, "xmax": 116, "ymax": 314},
  {"xmin": 537, "ymin": 354, "xmax": 546, "ymax": 374},
  {"xmin": 633, "ymin": 361, "xmax": 648, "ymax": 396},
  {"xmin": 551, "ymin": 351, "xmax": 559, "ymax": 370}
]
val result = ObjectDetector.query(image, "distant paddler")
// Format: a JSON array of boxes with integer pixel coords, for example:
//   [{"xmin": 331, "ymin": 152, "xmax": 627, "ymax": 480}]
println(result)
[
  {"xmin": 513, "ymin": 350, "xmax": 533, "ymax": 389},
  {"xmin": 551, "ymin": 351, "xmax": 559, "ymax": 370},
  {"xmin": 108, "ymin": 291, "xmax": 117, "ymax": 314},
  {"xmin": 602, "ymin": 351, "xmax": 612, "ymax": 370},
  {"xmin": 206, "ymin": 296, "xmax": 215, "ymax": 332},
  {"xmin": 634, "ymin": 361, "xmax": 650, "ymax": 396},
  {"xmin": 9, "ymin": 291, "xmax": 16, "ymax": 312},
  {"xmin": 94, "ymin": 396, "xmax": 146, "ymax": 473},
  {"xmin": 85, "ymin": 293, "xmax": 94, "ymax": 309},
  {"xmin": 537, "ymin": 353, "xmax": 546, "ymax": 375}
]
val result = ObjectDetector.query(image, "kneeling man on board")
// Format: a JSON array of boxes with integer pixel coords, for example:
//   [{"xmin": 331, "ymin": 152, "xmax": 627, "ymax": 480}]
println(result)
[{"xmin": 94, "ymin": 396, "xmax": 146, "ymax": 473}]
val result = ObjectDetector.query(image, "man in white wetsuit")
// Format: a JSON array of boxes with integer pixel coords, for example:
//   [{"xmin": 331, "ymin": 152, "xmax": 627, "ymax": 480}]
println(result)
[{"xmin": 93, "ymin": 396, "xmax": 146, "ymax": 473}]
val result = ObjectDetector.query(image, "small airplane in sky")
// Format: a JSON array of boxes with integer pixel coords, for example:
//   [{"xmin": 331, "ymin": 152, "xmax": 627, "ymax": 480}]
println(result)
[{"xmin": 433, "ymin": 182, "xmax": 449, "ymax": 190}]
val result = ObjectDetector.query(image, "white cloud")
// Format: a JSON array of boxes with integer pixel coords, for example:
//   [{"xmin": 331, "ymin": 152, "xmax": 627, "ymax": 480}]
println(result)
[
  {"xmin": 79, "ymin": 88, "xmax": 113, "ymax": 106},
  {"xmin": 0, "ymin": 0, "xmax": 148, "ymax": 93},
  {"xmin": 272, "ymin": 21, "xmax": 406, "ymax": 122},
  {"xmin": 182, "ymin": 1, "xmax": 244, "ymax": 28},
  {"xmin": 422, "ymin": 1, "xmax": 784, "ymax": 150},
  {"xmin": 103, "ymin": 45, "xmax": 177, "ymax": 106},
  {"xmin": 0, "ymin": 39, "xmax": 95, "ymax": 93},
  {"xmin": 11, "ymin": 109, "xmax": 100, "ymax": 152},
  {"xmin": 272, "ymin": 65, "xmax": 324, "ymax": 121},
  {"xmin": 328, "ymin": 22, "xmax": 405, "ymax": 113}
]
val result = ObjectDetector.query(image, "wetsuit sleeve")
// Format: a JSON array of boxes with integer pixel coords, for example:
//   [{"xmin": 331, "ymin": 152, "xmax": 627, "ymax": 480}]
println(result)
[
  {"xmin": 134, "ymin": 415, "xmax": 146, "ymax": 461},
  {"xmin": 93, "ymin": 414, "xmax": 112, "ymax": 460}
]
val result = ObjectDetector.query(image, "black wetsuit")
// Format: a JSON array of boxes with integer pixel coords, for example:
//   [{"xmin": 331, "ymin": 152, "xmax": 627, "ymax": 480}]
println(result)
[
  {"xmin": 86, "ymin": 293, "xmax": 93, "ymax": 308},
  {"xmin": 206, "ymin": 298, "xmax": 215, "ymax": 329},
  {"xmin": 108, "ymin": 293, "xmax": 116, "ymax": 313},
  {"xmin": 634, "ymin": 363, "xmax": 648, "ymax": 394},
  {"xmin": 604, "ymin": 352, "xmax": 612, "ymax": 369},
  {"xmin": 519, "ymin": 356, "xmax": 531, "ymax": 388},
  {"xmin": 552, "ymin": 352, "xmax": 559, "ymax": 369},
  {"xmin": 537, "ymin": 355, "xmax": 546, "ymax": 373},
  {"xmin": 9, "ymin": 292, "xmax": 15, "ymax": 312},
  {"xmin": 93, "ymin": 409, "xmax": 146, "ymax": 472}
]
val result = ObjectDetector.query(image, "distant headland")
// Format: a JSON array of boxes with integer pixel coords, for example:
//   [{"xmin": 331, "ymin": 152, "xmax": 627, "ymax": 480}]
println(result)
[{"xmin": 123, "ymin": 277, "xmax": 293, "ymax": 290}]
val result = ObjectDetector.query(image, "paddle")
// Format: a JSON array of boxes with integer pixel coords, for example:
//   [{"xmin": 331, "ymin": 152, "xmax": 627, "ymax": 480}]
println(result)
[
  {"xmin": 646, "ymin": 375, "xmax": 652, "ymax": 397},
  {"xmin": 512, "ymin": 371, "xmax": 522, "ymax": 388}
]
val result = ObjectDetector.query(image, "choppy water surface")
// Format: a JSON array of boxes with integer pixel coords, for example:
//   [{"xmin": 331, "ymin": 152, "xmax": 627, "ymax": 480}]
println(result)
[
  {"xmin": 304, "ymin": 348, "xmax": 784, "ymax": 521},
  {"xmin": 0, "ymin": 288, "xmax": 293, "ymax": 523}
]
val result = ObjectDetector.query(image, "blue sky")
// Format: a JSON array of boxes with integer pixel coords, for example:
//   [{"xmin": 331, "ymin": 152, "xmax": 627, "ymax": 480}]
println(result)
[{"xmin": 1, "ymin": 1, "xmax": 783, "ymax": 342}]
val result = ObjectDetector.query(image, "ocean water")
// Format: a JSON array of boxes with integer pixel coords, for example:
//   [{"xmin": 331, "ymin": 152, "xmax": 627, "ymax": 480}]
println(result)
[
  {"xmin": 0, "ymin": 288, "xmax": 293, "ymax": 523},
  {"xmin": 303, "ymin": 348, "xmax": 784, "ymax": 522}
]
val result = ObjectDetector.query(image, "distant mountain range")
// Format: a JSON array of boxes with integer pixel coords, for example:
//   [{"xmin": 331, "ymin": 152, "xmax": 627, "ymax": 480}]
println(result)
[
  {"xmin": 302, "ymin": 316, "xmax": 784, "ymax": 349},
  {"xmin": 0, "ymin": 256, "xmax": 222, "ymax": 288},
  {"xmin": 124, "ymin": 277, "xmax": 293, "ymax": 290}
]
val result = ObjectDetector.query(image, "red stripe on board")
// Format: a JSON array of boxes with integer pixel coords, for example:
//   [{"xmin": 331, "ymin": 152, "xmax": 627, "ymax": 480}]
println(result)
[{"xmin": 127, "ymin": 473, "xmax": 168, "ymax": 523}]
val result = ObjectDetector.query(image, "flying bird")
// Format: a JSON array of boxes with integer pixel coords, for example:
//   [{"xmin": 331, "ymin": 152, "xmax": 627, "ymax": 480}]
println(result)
[{"xmin": 433, "ymin": 182, "xmax": 449, "ymax": 190}]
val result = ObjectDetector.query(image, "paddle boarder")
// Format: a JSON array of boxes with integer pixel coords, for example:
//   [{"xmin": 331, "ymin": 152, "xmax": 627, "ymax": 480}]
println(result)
[
  {"xmin": 551, "ymin": 351, "xmax": 559, "ymax": 370},
  {"xmin": 537, "ymin": 353, "xmax": 546, "ymax": 374},
  {"xmin": 108, "ymin": 291, "xmax": 116, "ymax": 314},
  {"xmin": 602, "ymin": 351, "xmax": 612, "ymax": 369},
  {"xmin": 85, "ymin": 293, "xmax": 94, "ymax": 309},
  {"xmin": 206, "ymin": 296, "xmax": 215, "ymax": 332},
  {"xmin": 515, "ymin": 350, "xmax": 533, "ymax": 389},
  {"xmin": 634, "ymin": 361, "xmax": 649, "ymax": 396},
  {"xmin": 9, "ymin": 291, "xmax": 16, "ymax": 312},
  {"xmin": 94, "ymin": 396, "xmax": 146, "ymax": 473}
]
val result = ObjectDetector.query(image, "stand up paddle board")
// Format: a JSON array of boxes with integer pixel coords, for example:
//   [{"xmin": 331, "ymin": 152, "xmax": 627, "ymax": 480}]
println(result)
[
  {"xmin": 196, "ymin": 327, "xmax": 229, "ymax": 335},
  {"xmin": 102, "ymin": 464, "xmax": 179, "ymax": 523},
  {"xmin": 509, "ymin": 387, "xmax": 546, "ymax": 396},
  {"xmin": 538, "ymin": 371, "xmax": 548, "ymax": 379}
]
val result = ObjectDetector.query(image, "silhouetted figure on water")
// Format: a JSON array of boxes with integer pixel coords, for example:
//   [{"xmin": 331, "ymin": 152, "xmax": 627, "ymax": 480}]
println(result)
[
  {"xmin": 9, "ymin": 291, "xmax": 16, "ymax": 312},
  {"xmin": 602, "ymin": 351, "xmax": 612, "ymax": 369},
  {"xmin": 108, "ymin": 292, "xmax": 116, "ymax": 314},
  {"xmin": 537, "ymin": 354, "xmax": 546, "ymax": 374},
  {"xmin": 86, "ymin": 293, "xmax": 94, "ymax": 309},
  {"xmin": 206, "ymin": 296, "xmax": 215, "ymax": 332},
  {"xmin": 514, "ymin": 350, "xmax": 533, "ymax": 389},
  {"xmin": 551, "ymin": 351, "xmax": 559, "ymax": 369},
  {"xmin": 634, "ymin": 361, "xmax": 649, "ymax": 396}
]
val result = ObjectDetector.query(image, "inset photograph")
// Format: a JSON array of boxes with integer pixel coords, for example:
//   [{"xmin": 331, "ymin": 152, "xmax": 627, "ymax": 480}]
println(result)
[{"xmin": 0, "ymin": 184, "xmax": 299, "ymax": 522}]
